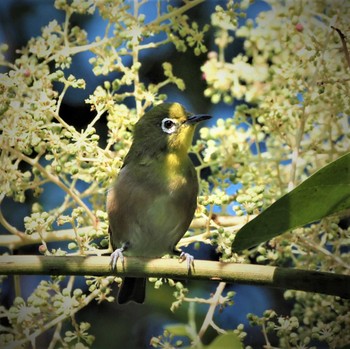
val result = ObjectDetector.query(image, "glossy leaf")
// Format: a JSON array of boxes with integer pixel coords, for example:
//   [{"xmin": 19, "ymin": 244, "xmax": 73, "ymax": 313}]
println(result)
[{"xmin": 232, "ymin": 153, "xmax": 350, "ymax": 252}]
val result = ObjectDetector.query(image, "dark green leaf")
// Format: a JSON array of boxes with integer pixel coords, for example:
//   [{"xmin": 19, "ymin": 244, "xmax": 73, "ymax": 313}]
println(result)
[{"xmin": 232, "ymin": 153, "xmax": 350, "ymax": 252}]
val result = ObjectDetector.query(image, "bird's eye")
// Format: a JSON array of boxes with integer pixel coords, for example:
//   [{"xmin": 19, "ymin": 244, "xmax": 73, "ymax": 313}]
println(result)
[{"xmin": 161, "ymin": 118, "xmax": 178, "ymax": 134}]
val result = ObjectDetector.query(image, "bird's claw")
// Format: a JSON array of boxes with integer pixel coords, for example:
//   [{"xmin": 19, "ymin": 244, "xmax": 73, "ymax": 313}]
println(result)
[
  {"xmin": 179, "ymin": 252, "xmax": 194, "ymax": 272},
  {"xmin": 110, "ymin": 248, "xmax": 124, "ymax": 271}
]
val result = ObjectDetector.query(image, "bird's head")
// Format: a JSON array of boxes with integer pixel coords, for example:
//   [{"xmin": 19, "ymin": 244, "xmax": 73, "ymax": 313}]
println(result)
[{"xmin": 132, "ymin": 102, "xmax": 211, "ymax": 156}]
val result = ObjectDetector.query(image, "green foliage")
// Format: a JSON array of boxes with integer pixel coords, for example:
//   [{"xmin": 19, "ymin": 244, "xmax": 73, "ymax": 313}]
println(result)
[
  {"xmin": 205, "ymin": 332, "xmax": 243, "ymax": 349},
  {"xmin": 0, "ymin": 0, "xmax": 350, "ymax": 348},
  {"xmin": 233, "ymin": 152, "xmax": 350, "ymax": 251}
]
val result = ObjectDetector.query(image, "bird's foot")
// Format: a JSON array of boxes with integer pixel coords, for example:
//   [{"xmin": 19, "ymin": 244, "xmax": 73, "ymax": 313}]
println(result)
[
  {"xmin": 179, "ymin": 252, "xmax": 194, "ymax": 272},
  {"xmin": 110, "ymin": 248, "xmax": 124, "ymax": 271}
]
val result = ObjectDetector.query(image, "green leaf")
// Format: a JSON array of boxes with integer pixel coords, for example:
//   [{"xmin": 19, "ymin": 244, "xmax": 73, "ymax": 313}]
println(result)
[
  {"xmin": 164, "ymin": 323, "xmax": 190, "ymax": 337},
  {"xmin": 232, "ymin": 152, "xmax": 350, "ymax": 252},
  {"xmin": 204, "ymin": 332, "xmax": 243, "ymax": 349}
]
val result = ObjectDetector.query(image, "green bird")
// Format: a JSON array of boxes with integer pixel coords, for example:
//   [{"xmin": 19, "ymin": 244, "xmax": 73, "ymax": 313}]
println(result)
[{"xmin": 107, "ymin": 102, "xmax": 211, "ymax": 304}]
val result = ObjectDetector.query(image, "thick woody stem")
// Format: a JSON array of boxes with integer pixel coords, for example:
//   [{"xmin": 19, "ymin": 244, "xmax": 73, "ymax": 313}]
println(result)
[{"xmin": 0, "ymin": 255, "xmax": 349, "ymax": 299}]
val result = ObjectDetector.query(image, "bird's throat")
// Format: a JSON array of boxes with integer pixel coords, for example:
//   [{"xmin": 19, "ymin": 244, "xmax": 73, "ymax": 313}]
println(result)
[{"xmin": 163, "ymin": 152, "xmax": 192, "ymax": 192}]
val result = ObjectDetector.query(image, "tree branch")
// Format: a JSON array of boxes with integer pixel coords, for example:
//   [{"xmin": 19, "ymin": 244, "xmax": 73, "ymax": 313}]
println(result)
[
  {"xmin": 0, "ymin": 215, "xmax": 255, "ymax": 250},
  {"xmin": 0, "ymin": 255, "xmax": 349, "ymax": 299},
  {"xmin": 331, "ymin": 26, "xmax": 350, "ymax": 71},
  {"xmin": 0, "ymin": 227, "xmax": 81, "ymax": 250}
]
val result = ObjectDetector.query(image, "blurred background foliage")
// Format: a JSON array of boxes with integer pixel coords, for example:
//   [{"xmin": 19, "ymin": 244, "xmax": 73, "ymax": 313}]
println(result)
[{"xmin": 0, "ymin": 0, "xmax": 349, "ymax": 348}]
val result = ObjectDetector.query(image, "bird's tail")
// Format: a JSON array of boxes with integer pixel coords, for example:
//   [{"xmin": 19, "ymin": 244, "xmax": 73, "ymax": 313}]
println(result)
[{"xmin": 118, "ymin": 277, "xmax": 146, "ymax": 304}]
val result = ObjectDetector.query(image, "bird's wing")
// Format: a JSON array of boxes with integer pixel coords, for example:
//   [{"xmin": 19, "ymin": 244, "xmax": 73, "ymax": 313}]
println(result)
[{"xmin": 108, "ymin": 165, "xmax": 197, "ymax": 256}]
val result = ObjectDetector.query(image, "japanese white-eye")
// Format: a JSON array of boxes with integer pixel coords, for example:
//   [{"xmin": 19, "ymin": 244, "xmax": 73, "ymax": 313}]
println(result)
[{"xmin": 107, "ymin": 102, "xmax": 211, "ymax": 304}]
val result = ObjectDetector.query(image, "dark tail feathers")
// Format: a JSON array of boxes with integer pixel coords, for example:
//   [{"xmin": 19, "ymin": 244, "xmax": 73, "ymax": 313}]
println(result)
[{"xmin": 118, "ymin": 277, "xmax": 146, "ymax": 304}]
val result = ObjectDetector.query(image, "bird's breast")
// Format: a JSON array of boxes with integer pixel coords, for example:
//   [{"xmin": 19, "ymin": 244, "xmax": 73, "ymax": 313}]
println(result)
[
  {"xmin": 108, "ymin": 154, "xmax": 198, "ymax": 257},
  {"xmin": 162, "ymin": 152, "xmax": 195, "ymax": 192}
]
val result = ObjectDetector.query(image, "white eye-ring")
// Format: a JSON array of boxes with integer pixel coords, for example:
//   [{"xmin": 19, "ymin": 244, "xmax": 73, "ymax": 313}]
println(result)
[{"xmin": 161, "ymin": 118, "xmax": 178, "ymax": 134}]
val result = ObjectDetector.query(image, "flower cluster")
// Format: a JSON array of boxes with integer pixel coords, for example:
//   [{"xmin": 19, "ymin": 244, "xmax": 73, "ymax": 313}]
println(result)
[
  {"xmin": 0, "ymin": 0, "xmax": 214, "ymax": 347},
  {"xmin": 247, "ymin": 311, "xmax": 312, "ymax": 348},
  {"xmin": 197, "ymin": 0, "xmax": 350, "ymax": 347},
  {"xmin": 0, "ymin": 0, "xmax": 349, "ymax": 348},
  {"xmin": 1, "ymin": 280, "xmax": 93, "ymax": 348}
]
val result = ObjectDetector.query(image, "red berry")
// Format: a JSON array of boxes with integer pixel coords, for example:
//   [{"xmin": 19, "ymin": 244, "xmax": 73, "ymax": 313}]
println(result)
[{"xmin": 295, "ymin": 23, "xmax": 304, "ymax": 32}]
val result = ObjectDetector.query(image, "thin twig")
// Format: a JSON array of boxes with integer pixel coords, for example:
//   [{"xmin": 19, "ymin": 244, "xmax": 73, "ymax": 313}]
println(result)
[
  {"xmin": 317, "ymin": 77, "xmax": 350, "ymax": 84},
  {"xmin": 4, "ymin": 147, "xmax": 97, "ymax": 227},
  {"xmin": 299, "ymin": 236, "xmax": 350, "ymax": 271},
  {"xmin": 150, "ymin": 0, "xmax": 205, "ymax": 26},
  {"xmin": 197, "ymin": 282, "xmax": 226, "ymax": 340},
  {"xmin": 331, "ymin": 26, "xmax": 350, "ymax": 71},
  {"xmin": 288, "ymin": 16, "xmax": 338, "ymax": 190},
  {"xmin": 0, "ymin": 207, "xmax": 23, "ymax": 236},
  {"xmin": 5, "ymin": 287, "xmax": 101, "ymax": 349},
  {"xmin": 47, "ymin": 322, "xmax": 62, "ymax": 349}
]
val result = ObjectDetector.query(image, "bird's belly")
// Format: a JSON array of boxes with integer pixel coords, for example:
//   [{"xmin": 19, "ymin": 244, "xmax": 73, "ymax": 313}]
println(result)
[
  {"xmin": 124, "ymin": 225, "xmax": 178, "ymax": 257},
  {"xmin": 108, "ymin": 169, "xmax": 197, "ymax": 258}
]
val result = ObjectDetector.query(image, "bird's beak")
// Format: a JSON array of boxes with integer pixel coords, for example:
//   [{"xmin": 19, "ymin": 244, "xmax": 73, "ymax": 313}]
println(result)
[{"xmin": 186, "ymin": 114, "xmax": 212, "ymax": 124}]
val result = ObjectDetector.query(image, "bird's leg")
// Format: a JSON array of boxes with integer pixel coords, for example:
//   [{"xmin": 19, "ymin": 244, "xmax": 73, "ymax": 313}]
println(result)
[
  {"xmin": 179, "ymin": 251, "xmax": 194, "ymax": 272},
  {"xmin": 110, "ymin": 242, "xmax": 130, "ymax": 271}
]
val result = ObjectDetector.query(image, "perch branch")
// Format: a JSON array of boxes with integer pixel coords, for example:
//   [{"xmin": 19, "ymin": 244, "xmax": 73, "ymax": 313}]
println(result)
[{"xmin": 0, "ymin": 255, "xmax": 349, "ymax": 299}]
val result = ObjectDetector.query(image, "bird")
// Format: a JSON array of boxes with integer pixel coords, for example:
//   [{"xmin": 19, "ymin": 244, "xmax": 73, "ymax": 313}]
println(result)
[{"xmin": 107, "ymin": 102, "xmax": 211, "ymax": 304}]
